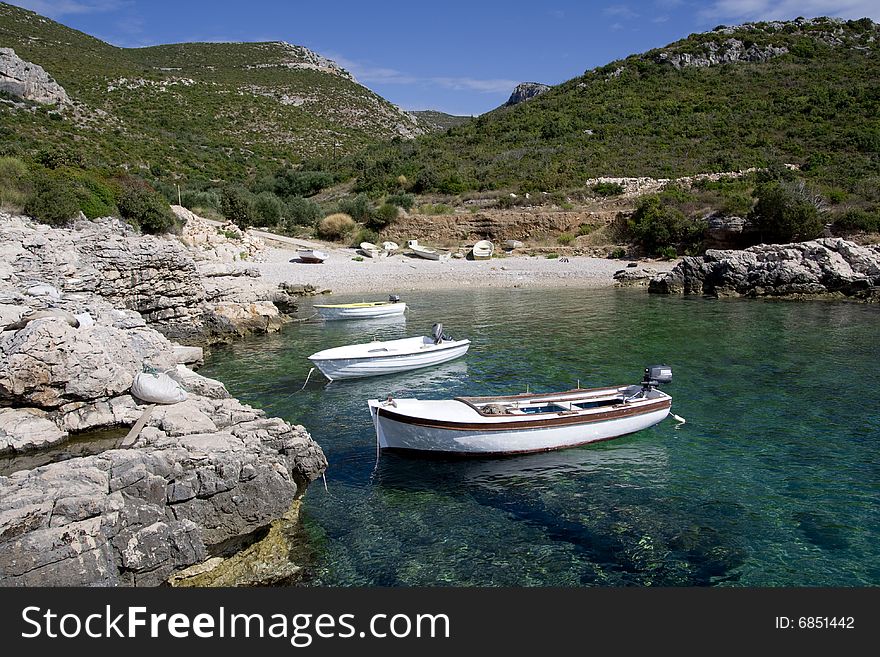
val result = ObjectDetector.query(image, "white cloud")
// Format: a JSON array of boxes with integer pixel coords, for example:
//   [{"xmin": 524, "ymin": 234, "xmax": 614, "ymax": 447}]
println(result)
[
  {"xmin": 604, "ymin": 4, "xmax": 639, "ymax": 19},
  {"xmin": 327, "ymin": 53, "xmax": 516, "ymax": 94},
  {"xmin": 652, "ymin": 15, "xmax": 670, "ymax": 23},
  {"xmin": 700, "ymin": 0, "xmax": 880, "ymax": 22},
  {"xmin": 7, "ymin": 0, "xmax": 129, "ymax": 17}
]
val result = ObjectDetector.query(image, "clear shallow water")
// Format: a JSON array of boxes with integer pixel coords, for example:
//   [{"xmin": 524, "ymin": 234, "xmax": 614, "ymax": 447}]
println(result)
[{"xmin": 200, "ymin": 288, "xmax": 880, "ymax": 586}]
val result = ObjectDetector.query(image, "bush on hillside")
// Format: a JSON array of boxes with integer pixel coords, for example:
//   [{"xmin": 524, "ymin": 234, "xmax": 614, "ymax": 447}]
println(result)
[
  {"xmin": 368, "ymin": 203, "xmax": 399, "ymax": 230},
  {"xmin": 337, "ymin": 194, "xmax": 374, "ymax": 223},
  {"xmin": 832, "ymin": 208, "xmax": 880, "ymax": 234},
  {"xmin": 24, "ymin": 169, "xmax": 80, "ymax": 226},
  {"xmin": 285, "ymin": 196, "xmax": 322, "ymax": 228},
  {"xmin": 627, "ymin": 196, "xmax": 705, "ymax": 255},
  {"xmin": 220, "ymin": 185, "xmax": 257, "ymax": 230},
  {"xmin": 317, "ymin": 213, "xmax": 355, "ymax": 241},
  {"xmin": 254, "ymin": 191, "xmax": 285, "ymax": 226},
  {"xmin": 353, "ymin": 227, "xmax": 380, "ymax": 247},
  {"xmin": 181, "ymin": 189, "xmax": 221, "ymax": 212},
  {"xmin": 592, "ymin": 181, "xmax": 625, "ymax": 197},
  {"xmin": 272, "ymin": 169, "xmax": 334, "ymax": 199},
  {"xmin": 116, "ymin": 177, "xmax": 177, "ymax": 234},
  {"xmin": 0, "ymin": 157, "xmax": 31, "ymax": 211},
  {"xmin": 74, "ymin": 171, "xmax": 116, "ymax": 219},
  {"xmin": 748, "ymin": 181, "xmax": 824, "ymax": 243},
  {"xmin": 385, "ymin": 193, "xmax": 414, "ymax": 210}
]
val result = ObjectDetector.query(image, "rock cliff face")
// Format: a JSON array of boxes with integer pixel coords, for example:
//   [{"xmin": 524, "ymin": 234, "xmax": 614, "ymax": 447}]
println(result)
[
  {"xmin": 0, "ymin": 213, "xmax": 283, "ymax": 345},
  {"xmin": 0, "ymin": 214, "xmax": 327, "ymax": 585},
  {"xmin": 655, "ymin": 39, "xmax": 788, "ymax": 69},
  {"xmin": 0, "ymin": 47, "xmax": 70, "ymax": 105},
  {"xmin": 506, "ymin": 82, "xmax": 550, "ymax": 106},
  {"xmin": 649, "ymin": 238, "xmax": 880, "ymax": 301}
]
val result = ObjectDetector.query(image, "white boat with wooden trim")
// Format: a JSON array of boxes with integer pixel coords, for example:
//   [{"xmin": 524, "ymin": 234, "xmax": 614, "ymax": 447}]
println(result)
[
  {"xmin": 368, "ymin": 366, "xmax": 674, "ymax": 455},
  {"xmin": 407, "ymin": 240, "xmax": 449, "ymax": 261},
  {"xmin": 470, "ymin": 240, "xmax": 494, "ymax": 260},
  {"xmin": 383, "ymin": 241, "xmax": 400, "ymax": 254},
  {"xmin": 297, "ymin": 249, "xmax": 327, "ymax": 264},
  {"xmin": 314, "ymin": 296, "xmax": 406, "ymax": 321},
  {"xmin": 309, "ymin": 324, "xmax": 469, "ymax": 380}
]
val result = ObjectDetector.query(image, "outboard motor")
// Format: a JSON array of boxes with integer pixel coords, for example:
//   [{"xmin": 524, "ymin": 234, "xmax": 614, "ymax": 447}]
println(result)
[
  {"xmin": 432, "ymin": 323, "xmax": 444, "ymax": 344},
  {"xmin": 388, "ymin": 294, "xmax": 401, "ymax": 303},
  {"xmin": 641, "ymin": 365, "xmax": 673, "ymax": 392},
  {"xmin": 647, "ymin": 365, "xmax": 673, "ymax": 385}
]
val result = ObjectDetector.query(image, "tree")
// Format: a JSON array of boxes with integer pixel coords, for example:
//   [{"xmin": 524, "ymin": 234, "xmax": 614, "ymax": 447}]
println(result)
[
  {"xmin": 220, "ymin": 186, "xmax": 257, "ymax": 230},
  {"xmin": 749, "ymin": 182, "xmax": 824, "ymax": 243}
]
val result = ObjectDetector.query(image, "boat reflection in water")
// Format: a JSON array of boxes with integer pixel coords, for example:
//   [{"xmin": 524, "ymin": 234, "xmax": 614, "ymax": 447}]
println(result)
[{"xmin": 371, "ymin": 441, "xmax": 670, "ymax": 494}]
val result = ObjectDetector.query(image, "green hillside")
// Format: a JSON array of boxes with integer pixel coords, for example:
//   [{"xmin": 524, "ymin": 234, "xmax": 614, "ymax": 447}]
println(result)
[
  {"xmin": 0, "ymin": 2, "xmax": 421, "ymax": 185},
  {"xmin": 410, "ymin": 110, "xmax": 472, "ymax": 132},
  {"xmin": 341, "ymin": 17, "xmax": 880, "ymax": 202}
]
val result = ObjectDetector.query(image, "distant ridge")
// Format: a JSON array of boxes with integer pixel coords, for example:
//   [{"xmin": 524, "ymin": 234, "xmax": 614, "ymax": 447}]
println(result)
[{"xmin": 0, "ymin": 1, "xmax": 422, "ymax": 183}]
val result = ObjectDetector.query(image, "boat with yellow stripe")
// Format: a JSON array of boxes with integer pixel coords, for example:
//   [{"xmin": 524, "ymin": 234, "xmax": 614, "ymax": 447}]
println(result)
[{"xmin": 314, "ymin": 295, "xmax": 406, "ymax": 321}]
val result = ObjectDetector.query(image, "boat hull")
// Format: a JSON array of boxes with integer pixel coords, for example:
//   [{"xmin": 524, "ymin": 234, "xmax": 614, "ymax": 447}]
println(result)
[
  {"xmin": 368, "ymin": 397, "xmax": 671, "ymax": 455},
  {"xmin": 311, "ymin": 340, "xmax": 469, "ymax": 380},
  {"xmin": 316, "ymin": 303, "xmax": 406, "ymax": 321}
]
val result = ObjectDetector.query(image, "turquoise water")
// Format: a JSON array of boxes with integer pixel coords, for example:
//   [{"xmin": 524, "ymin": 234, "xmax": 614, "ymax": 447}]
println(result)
[{"xmin": 200, "ymin": 288, "xmax": 880, "ymax": 586}]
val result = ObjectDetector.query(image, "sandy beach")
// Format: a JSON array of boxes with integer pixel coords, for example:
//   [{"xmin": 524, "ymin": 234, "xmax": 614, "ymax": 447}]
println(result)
[{"xmin": 251, "ymin": 243, "xmax": 678, "ymax": 295}]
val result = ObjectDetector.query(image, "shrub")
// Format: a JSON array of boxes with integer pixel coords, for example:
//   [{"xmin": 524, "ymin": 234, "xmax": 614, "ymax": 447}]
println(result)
[
  {"xmin": 337, "ymin": 194, "xmax": 374, "ymax": 222},
  {"xmin": 116, "ymin": 177, "xmax": 177, "ymax": 234},
  {"xmin": 25, "ymin": 169, "xmax": 80, "ymax": 226},
  {"xmin": 385, "ymin": 193, "xmax": 414, "ymax": 210},
  {"xmin": 627, "ymin": 196, "xmax": 704, "ymax": 255},
  {"xmin": 317, "ymin": 213, "xmax": 355, "ymax": 241},
  {"xmin": 181, "ymin": 189, "xmax": 221, "ymax": 212},
  {"xmin": 0, "ymin": 157, "xmax": 31, "ymax": 211},
  {"xmin": 832, "ymin": 208, "xmax": 880, "ymax": 233},
  {"xmin": 658, "ymin": 246, "xmax": 678, "ymax": 260},
  {"xmin": 273, "ymin": 169, "xmax": 334, "ymax": 199},
  {"xmin": 577, "ymin": 224, "xmax": 594, "ymax": 236},
  {"xmin": 749, "ymin": 182, "xmax": 824, "ymax": 243},
  {"xmin": 610, "ymin": 247, "xmax": 627, "ymax": 259},
  {"xmin": 557, "ymin": 233, "xmax": 574, "ymax": 245},
  {"xmin": 73, "ymin": 172, "xmax": 116, "ymax": 219},
  {"xmin": 592, "ymin": 181, "xmax": 625, "ymax": 197},
  {"xmin": 353, "ymin": 227, "xmax": 380, "ymax": 247},
  {"xmin": 369, "ymin": 203, "xmax": 399, "ymax": 230},
  {"xmin": 254, "ymin": 191, "xmax": 285, "ymax": 226},
  {"xmin": 220, "ymin": 186, "xmax": 257, "ymax": 230},
  {"xmin": 545, "ymin": 253, "xmax": 559, "ymax": 259},
  {"xmin": 285, "ymin": 196, "xmax": 322, "ymax": 228}
]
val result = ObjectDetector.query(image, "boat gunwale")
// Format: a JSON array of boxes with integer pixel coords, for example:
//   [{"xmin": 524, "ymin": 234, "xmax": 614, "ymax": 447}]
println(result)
[{"xmin": 314, "ymin": 301, "xmax": 400, "ymax": 309}]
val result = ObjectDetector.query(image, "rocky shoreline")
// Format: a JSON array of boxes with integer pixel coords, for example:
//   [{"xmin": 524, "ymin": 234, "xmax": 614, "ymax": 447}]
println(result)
[
  {"xmin": 0, "ymin": 212, "xmax": 327, "ymax": 586},
  {"xmin": 649, "ymin": 238, "xmax": 880, "ymax": 302}
]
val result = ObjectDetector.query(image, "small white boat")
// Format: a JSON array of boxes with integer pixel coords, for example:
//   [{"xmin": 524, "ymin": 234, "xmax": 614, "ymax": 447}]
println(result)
[
  {"xmin": 298, "ymin": 249, "xmax": 327, "ymax": 264},
  {"xmin": 359, "ymin": 242, "xmax": 387, "ymax": 259},
  {"xmin": 470, "ymin": 240, "xmax": 494, "ymax": 260},
  {"xmin": 383, "ymin": 241, "xmax": 400, "ymax": 254},
  {"xmin": 407, "ymin": 239, "xmax": 449, "ymax": 261},
  {"xmin": 314, "ymin": 296, "xmax": 406, "ymax": 321},
  {"xmin": 368, "ymin": 366, "xmax": 673, "ymax": 455},
  {"xmin": 504, "ymin": 239, "xmax": 524, "ymax": 250},
  {"xmin": 309, "ymin": 324, "xmax": 469, "ymax": 380}
]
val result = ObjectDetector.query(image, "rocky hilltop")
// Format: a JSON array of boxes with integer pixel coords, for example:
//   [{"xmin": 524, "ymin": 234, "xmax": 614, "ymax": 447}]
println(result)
[
  {"xmin": 506, "ymin": 82, "xmax": 551, "ymax": 106},
  {"xmin": 649, "ymin": 238, "xmax": 880, "ymax": 301},
  {"xmin": 0, "ymin": 213, "xmax": 328, "ymax": 586}
]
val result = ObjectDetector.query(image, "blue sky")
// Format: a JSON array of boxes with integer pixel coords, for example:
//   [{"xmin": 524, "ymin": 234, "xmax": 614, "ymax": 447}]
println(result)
[{"xmin": 7, "ymin": 1, "xmax": 880, "ymax": 115}]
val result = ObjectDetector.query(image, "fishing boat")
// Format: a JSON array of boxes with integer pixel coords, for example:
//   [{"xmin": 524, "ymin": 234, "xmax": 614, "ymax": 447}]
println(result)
[
  {"xmin": 298, "ymin": 249, "xmax": 327, "ymax": 264},
  {"xmin": 309, "ymin": 323, "xmax": 469, "ymax": 380},
  {"xmin": 407, "ymin": 239, "xmax": 449, "ymax": 261},
  {"xmin": 470, "ymin": 240, "xmax": 494, "ymax": 260},
  {"xmin": 314, "ymin": 295, "xmax": 406, "ymax": 321},
  {"xmin": 383, "ymin": 241, "xmax": 400, "ymax": 254},
  {"xmin": 359, "ymin": 242, "xmax": 387, "ymax": 259},
  {"xmin": 504, "ymin": 239, "xmax": 524, "ymax": 250},
  {"xmin": 368, "ymin": 366, "xmax": 674, "ymax": 455}
]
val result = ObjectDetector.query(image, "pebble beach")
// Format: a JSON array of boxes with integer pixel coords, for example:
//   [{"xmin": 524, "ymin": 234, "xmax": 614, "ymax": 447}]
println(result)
[{"xmin": 252, "ymin": 245, "xmax": 678, "ymax": 295}]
